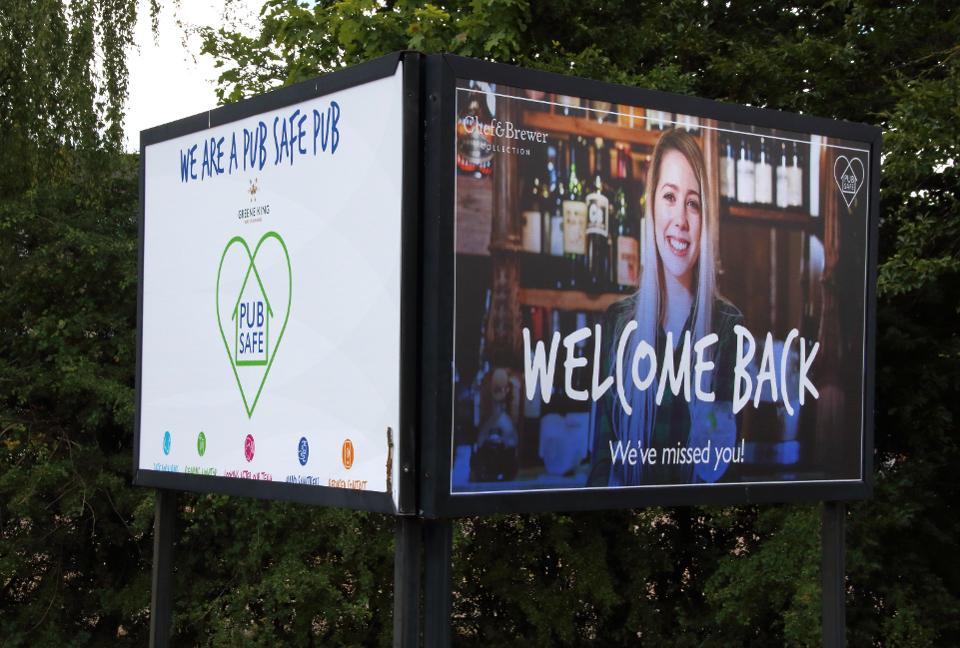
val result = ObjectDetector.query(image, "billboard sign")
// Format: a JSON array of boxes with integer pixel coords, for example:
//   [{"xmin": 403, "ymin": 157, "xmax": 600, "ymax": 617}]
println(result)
[
  {"xmin": 135, "ymin": 53, "xmax": 877, "ymax": 516},
  {"xmin": 419, "ymin": 55, "xmax": 878, "ymax": 515},
  {"xmin": 135, "ymin": 54, "xmax": 416, "ymax": 513}
]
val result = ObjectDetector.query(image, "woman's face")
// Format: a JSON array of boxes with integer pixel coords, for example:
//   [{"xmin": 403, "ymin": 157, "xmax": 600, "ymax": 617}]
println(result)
[{"xmin": 653, "ymin": 148, "xmax": 702, "ymax": 290}]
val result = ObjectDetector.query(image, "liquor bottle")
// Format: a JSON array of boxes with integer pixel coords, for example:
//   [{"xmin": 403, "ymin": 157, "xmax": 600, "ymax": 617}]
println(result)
[
  {"xmin": 736, "ymin": 137, "xmax": 755, "ymax": 204},
  {"xmin": 788, "ymin": 142, "xmax": 804, "ymax": 207},
  {"xmin": 775, "ymin": 141, "xmax": 790, "ymax": 208},
  {"xmin": 719, "ymin": 137, "xmax": 736, "ymax": 201},
  {"xmin": 754, "ymin": 136, "xmax": 773, "ymax": 205},
  {"xmin": 591, "ymin": 99, "xmax": 615, "ymax": 123},
  {"xmin": 677, "ymin": 114, "xmax": 700, "ymax": 133},
  {"xmin": 614, "ymin": 177, "xmax": 640, "ymax": 292},
  {"xmin": 540, "ymin": 167, "xmax": 552, "ymax": 257},
  {"xmin": 646, "ymin": 109, "xmax": 671, "ymax": 130},
  {"xmin": 548, "ymin": 143, "xmax": 565, "ymax": 268},
  {"xmin": 521, "ymin": 158, "xmax": 544, "ymax": 253},
  {"xmin": 562, "ymin": 138, "xmax": 588, "ymax": 289},
  {"xmin": 585, "ymin": 140, "xmax": 611, "ymax": 291},
  {"xmin": 456, "ymin": 80, "xmax": 494, "ymax": 178},
  {"xmin": 556, "ymin": 94, "xmax": 585, "ymax": 118}
]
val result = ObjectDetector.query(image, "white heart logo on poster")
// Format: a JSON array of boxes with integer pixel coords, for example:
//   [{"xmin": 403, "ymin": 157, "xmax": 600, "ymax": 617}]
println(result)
[{"xmin": 833, "ymin": 155, "xmax": 865, "ymax": 209}]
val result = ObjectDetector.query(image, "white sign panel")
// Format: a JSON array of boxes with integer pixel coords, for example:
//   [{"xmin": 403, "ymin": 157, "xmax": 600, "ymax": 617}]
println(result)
[{"xmin": 139, "ymin": 68, "xmax": 404, "ymax": 507}]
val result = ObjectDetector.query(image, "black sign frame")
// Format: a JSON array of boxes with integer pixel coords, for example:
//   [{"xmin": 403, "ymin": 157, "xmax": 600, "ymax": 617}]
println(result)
[
  {"xmin": 133, "ymin": 52, "xmax": 423, "ymax": 515},
  {"xmin": 417, "ymin": 54, "xmax": 879, "ymax": 518}
]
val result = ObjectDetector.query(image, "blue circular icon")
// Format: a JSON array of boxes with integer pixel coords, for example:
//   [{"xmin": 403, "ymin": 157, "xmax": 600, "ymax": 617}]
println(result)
[
  {"xmin": 297, "ymin": 437, "xmax": 309, "ymax": 466},
  {"xmin": 162, "ymin": 431, "xmax": 171, "ymax": 456}
]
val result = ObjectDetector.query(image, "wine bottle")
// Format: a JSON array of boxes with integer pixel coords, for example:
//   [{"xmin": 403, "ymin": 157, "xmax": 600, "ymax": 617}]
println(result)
[
  {"xmin": 754, "ymin": 136, "xmax": 773, "ymax": 204},
  {"xmin": 776, "ymin": 141, "xmax": 790, "ymax": 208},
  {"xmin": 585, "ymin": 139, "xmax": 611, "ymax": 291},
  {"xmin": 736, "ymin": 137, "xmax": 755, "ymax": 204},
  {"xmin": 720, "ymin": 137, "xmax": 736, "ymax": 201},
  {"xmin": 562, "ymin": 138, "xmax": 588, "ymax": 289},
  {"xmin": 556, "ymin": 94, "xmax": 585, "ymax": 118},
  {"xmin": 614, "ymin": 181, "xmax": 639, "ymax": 292},
  {"xmin": 788, "ymin": 142, "xmax": 804, "ymax": 208},
  {"xmin": 646, "ymin": 109, "xmax": 671, "ymax": 130},
  {"xmin": 521, "ymin": 161, "xmax": 543, "ymax": 253},
  {"xmin": 548, "ymin": 143, "xmax": 566, "ymax": 294},
  {"xmin": 591, "ymin": 99, "xmax": 615, "ymax": 123}
]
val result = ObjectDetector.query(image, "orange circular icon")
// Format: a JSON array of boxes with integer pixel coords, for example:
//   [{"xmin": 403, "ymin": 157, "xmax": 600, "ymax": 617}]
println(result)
[{"xmin": 341, "ymin": 439, "xmax": 354, "ymax": 470}]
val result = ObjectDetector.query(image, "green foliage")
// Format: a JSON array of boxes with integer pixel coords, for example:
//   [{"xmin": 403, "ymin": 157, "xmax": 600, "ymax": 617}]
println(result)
[{"xmin": 2, "ymin": 0, "xmax": 959, "ymax": 646}]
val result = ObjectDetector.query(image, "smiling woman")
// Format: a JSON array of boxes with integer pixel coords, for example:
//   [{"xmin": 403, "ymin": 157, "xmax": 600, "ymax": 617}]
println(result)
[{"xmin": 589, "ymin": 128, "xmax": 744, "ymax": 487}]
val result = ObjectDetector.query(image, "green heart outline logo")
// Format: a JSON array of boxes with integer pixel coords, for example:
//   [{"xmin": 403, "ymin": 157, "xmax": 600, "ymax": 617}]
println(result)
[{"xmin": 215, "ymin": 231, "xmax": 292, "ymax": 418}]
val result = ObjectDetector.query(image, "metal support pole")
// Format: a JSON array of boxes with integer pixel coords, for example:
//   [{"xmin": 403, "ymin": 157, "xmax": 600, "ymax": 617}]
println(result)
[
  {"xmin": 821, "ymin": 501, "xmax": 846, "ymax": 648},
  {"xmin": 394, "ymin": 516, "xmax": 422, "ymax": 648},
  {"xmin": 423, "ymin": 518, "xmax": 452, "ymax": 648},
  {"xmin": 149, "ymin": 489, "xmax": 176, "ymax": 648}
]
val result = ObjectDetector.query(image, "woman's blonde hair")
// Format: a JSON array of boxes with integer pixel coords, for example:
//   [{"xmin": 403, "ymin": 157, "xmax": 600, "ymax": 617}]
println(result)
[{"xmin": 638, "ymin": 127, "xmax": 717, "ymax": 349}]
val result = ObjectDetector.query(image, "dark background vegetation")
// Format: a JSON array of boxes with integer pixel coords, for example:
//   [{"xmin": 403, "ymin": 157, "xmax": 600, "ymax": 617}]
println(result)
[{"xmin": 2, "ymin": 1, "xmax": 958, "ymax": 645}]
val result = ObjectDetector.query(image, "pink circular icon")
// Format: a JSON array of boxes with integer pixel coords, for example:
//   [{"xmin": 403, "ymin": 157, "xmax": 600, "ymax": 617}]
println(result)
[{"xmin": 244, "ymin": 434, "xmax": 255, "ymax": 462}]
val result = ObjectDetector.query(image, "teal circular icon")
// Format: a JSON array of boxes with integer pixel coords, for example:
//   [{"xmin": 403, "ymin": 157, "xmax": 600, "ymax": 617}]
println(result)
[
  {"xmin": 162, "ymin": 431, "xmax": 171, "ymax": 455},
  {"xmin": 197, "ymin": 431, "xmax": 207, "ymax": 457}
]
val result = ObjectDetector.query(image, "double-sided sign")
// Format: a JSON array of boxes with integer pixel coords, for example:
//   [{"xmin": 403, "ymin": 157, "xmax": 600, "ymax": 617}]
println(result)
[{"xmin": 136, "ymin": 53, "xmax": 878, "ymax": 516}]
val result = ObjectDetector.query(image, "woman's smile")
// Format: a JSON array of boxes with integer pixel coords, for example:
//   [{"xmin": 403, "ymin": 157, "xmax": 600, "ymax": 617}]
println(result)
[{"xmin": 665, "ymin": 235, "xmax": 691, "ymax": 256}]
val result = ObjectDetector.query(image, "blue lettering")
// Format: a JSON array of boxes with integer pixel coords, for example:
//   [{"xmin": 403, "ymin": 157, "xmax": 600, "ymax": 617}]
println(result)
[
  {"xmin": 273, "ymin": 116, "xmax": 281, "ymax": 166},
  {"xmin": 257, "ymin": 121, "xmax": 267, "ymax": 170},
  {"xmin": 189, "ymin": 144, "xmax": 197, "ymax": 180},
  {"xmin": 201, "ymin": 138, "xmax": 211, "ymax": 180},
  {"xmin": 256, "ymin": 301, "xmax": 264, "ymax": 327},
  {"xmin": 319, "ymin": 107, "xmax": 329, "ymax": 152},
  {"xmin": 216, "ymin": 136, "xmax": 225, "ymax": 175},
  {"xmin": 229, "ymin": 132, "xmax": 238, "ymax": 174},
  {"xmin": 279, "ymin": 117, "xmax": 290, "ymax": 164},
  {"xmin": 243, "ymin": 129, "xmax": 251, "ymax": 170},
  {"xmin": 180, "ymin": 149, "xmax": 190, "ymax": 182},
  {"xmin": 330, "ymin": 101, "xmax": 340, "ymax": 154}
]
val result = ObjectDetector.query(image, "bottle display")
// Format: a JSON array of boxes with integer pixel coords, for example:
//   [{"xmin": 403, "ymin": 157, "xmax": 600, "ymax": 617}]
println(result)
[
  {"xmin": 547, "ymin": 143, "xmax": 565, "ymax": 258},
  {"xmin": 521, "ymin": 173, "xmax": 543, "ymax": 253},
  {"xmin": 562, "ymin": 137, "xmax": 588, "ymax": 289},
  {"xmin": 585, "ymin": 144, "xmax": 611, "ymax": 290},
  {"xmin": 555, "ymin": 94, "xmax": 585, "ymax": 118},
  {"xmin": 590, "ymin": 99, "xmax": 615, "ymax": 123},
  {"xmin": 720, "ymin": 137, "xmax": 736, "ymax": 201},
  {"xmin": 776, "ymin": 142, "xmax": 790, "ymax": 208},
  {"xmin": 754, "ymin": 136, "xmax": 773, "ymax": 205},
  {"xmin": 788, "ymin": 142, "xmax": 804, "ymax": 207},
  {"xmin": 646, "ymin": 109, "xmax": 671, "ymax": 130},
  {"xmin": 736, "ymin": 137, "xmax": 755, "ymax": 204},
  {"xmin": 614, "ymin": 181, "xmax": 639, "ymax": 291}
]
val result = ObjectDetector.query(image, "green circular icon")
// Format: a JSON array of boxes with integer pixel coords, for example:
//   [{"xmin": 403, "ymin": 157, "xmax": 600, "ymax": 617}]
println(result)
[{"xmin": 197, "ymin": 431, "xmax": 207, "ymax": 457}]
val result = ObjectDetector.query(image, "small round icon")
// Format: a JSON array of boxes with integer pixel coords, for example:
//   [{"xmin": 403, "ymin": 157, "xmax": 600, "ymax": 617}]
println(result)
[
  {"xmin": 197, "ymin": 431, "xmax": 207, "ymax": 457},
  {"xmin": 162, "ymin": 431, "xmax": 171, "ymax": 456},
  {"xmin": 297, "ymin": 437, "xmax": 309, "ymax": 466},
  {"xmin": 244, "ymin": 434, "xmax": 255, "ymax": 462},
  {"xmin": 341, "ymin": 439, "xmax": 354, "ymax": 470}
]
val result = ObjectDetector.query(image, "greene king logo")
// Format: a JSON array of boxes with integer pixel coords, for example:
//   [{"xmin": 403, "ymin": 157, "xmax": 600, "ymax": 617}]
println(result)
[{"xmin": 216, "ymin": 231, "xmax": 292, "ymax": 418}]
